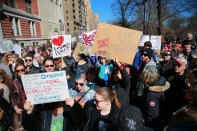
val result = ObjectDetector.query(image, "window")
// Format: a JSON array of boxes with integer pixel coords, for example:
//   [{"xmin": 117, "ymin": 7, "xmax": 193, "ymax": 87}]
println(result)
[
  {"xmin": 66, "ymin": 16, "xmax": 68, "ymax": 20},
  {"xmin": 10, "ymin": 17, "xmax": 21, "ymax": 36},
  {"xmin": 72, "ymin": 3, "xmax": 75, "ymax": 8},
  {"xmin": 25, "ymin": 0, "xmax": 32, "ymax": 13},
  {"xmin": 73, "ymin": 15, "xmax": 75, "ymax": 19},
  {"xmin": 29, "ymin": 21, "xmax": 37, "ymax": 36},
  {"xmin": 67, "ymin": 23, "xmax": 69, "ymax": 26},
  {"xmin": 66, "ymin": 10, "xmax": 68, "ymax": 14},
  {"xmin": 74, "ymin": 26, "xmax": 76, "ymax": 30},
  {"xmin": 67, "ymin": 29, "xmax": 69, "ymax": 33},
  {"xmin": 5, "ymin": 0, "xmax": 15, "ymax": 8},
  {"xmin": 73, "ymin": 10, "xmax": 75, "ymax": 13},
  {"xmin": 0, "ymin": 22, "xmax": 3, "ymax": 39}
]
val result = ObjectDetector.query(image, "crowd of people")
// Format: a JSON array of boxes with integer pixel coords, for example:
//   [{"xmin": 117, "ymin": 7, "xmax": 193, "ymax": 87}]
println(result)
[{"xmin": 0, "ymin": 33, "xmax": 197, "ymax": 131}]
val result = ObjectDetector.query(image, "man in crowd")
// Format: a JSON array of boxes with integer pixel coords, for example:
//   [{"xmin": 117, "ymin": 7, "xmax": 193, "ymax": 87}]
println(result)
[
  {"xmin": 165, "ymin": 57, "xmax": 188, "ymax": 117},
  {"xmin": 25, "ymin": 54, "xmax": 40, "ymax": 74}
]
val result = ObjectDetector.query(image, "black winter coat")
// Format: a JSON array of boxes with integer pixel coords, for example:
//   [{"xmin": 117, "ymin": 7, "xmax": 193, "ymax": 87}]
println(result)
[
  {"xmin": 143, "ymin": 76, "xmax": 170, "ymax": 131},
  {"xmin": 22, "ymin": 102, "xmax": 87, "ymax": 131}
]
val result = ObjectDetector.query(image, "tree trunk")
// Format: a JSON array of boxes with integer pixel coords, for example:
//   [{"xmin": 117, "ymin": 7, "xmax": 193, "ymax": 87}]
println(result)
[{"xmin": 157, "ymin": 0, "xmax": 162, "ymax": 35}]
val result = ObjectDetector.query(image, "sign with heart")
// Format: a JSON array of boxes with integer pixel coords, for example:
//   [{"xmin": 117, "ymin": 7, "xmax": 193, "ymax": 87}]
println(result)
[{"xmin": 52, "ymin": 35, "xmax": 71, "ymax": 58}]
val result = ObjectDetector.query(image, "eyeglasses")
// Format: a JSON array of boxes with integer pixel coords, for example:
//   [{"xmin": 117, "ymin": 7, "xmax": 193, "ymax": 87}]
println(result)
[
  {"xmin": 75, "ymin": 82, "xmax": 84, "ymax": 86},
  {"xmin": 45, "ymin": 65, "xmax": 54, "ymax": 68},
  {"xmin": 94, "ymin": 98, "xmax": 105, "ymax": 105},
  {"xmin": 16, "ymin": 69, "xmax": 25, "ymax": 73},
  {"xmin": 25, "ymin": 59, "xmax": 32, "ymax": 62}
]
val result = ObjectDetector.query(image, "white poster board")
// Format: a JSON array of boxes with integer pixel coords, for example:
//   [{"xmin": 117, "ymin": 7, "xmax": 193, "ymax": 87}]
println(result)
[
  {"xmin": 21, "ymin": 71, "xmax": 69, "ymax": 104},
  {"xmin": 139, "ymin": 35, "xmax": 161, "ymax": 49},
  {"xmin": 0, "ymin": 40, "xmax": 14, "ymax": 53},
  {"xmin": 13, "ymin": 44, "xmax": 21, "ymax": 57},
  {"xmin": 81, "ymin": 30, "xmax": 96, "ymax": 46},
  {"xmin": 52, "ymin": 35, "xmax": 71, "ymax": 58}
]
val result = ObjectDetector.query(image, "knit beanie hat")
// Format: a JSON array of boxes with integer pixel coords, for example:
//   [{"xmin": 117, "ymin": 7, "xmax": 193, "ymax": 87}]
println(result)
[
  {"xmin": 118, "ymin": 105, "xmax": 144, "ymax": 131},
  {"xmin": 143, "ymin": 48, "xmax": 153, "ymax": 59}
]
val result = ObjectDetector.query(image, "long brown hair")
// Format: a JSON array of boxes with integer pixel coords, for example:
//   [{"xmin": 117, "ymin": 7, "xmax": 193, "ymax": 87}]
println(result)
[
  {"xmin": 96, "ymin": 87, "xmax": 121, "ymax": 109},
  {"xmin": 0, "ymin": 68, "xmax": 11, "ymax": 88},
  {"xmin": 2, "ymin": 54, "xmax": 11, "ymax": 66}
]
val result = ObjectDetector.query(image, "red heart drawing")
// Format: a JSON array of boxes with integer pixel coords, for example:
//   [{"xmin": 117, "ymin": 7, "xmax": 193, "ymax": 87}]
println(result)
[{"xmin": 52, "ymin": 36, "xmax": 64, "ymax": 46}]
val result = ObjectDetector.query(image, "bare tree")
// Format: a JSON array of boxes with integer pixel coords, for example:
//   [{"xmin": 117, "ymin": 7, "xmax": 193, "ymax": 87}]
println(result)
[{"xmin": 111, "ymin": 0, "xmax": 136, "ymax": 27}]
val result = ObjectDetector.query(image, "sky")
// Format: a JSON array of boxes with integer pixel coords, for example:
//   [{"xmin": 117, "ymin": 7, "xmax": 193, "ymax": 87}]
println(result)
[
  {"xmin": 90, "ymin": 0, "xmax": 116, "ymax": 23},
  {"xmin": 89, "ymin": 0, "xmax": 193, "ymax": 23}
]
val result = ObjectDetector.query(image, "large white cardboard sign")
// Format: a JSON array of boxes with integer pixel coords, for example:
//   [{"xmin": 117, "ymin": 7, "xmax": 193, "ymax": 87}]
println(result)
[
  {"xmin": 52, "ymin": 35, "xmax": 71, "ymax": 58},
  {"xmin": 0, "ymin": 40, "xmax": 14, "ymax": 53},
  {"xmin": 21, "ymin": 71, "xmax": 69, "ymax": 104}
]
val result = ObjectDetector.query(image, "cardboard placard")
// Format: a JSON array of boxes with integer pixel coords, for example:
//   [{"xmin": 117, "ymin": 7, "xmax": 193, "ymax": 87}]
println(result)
[
  {"xmin": 21, "ymin": 71, "xmax": 69, "ymax": 104},
  {"xmin": 73, "ymin": 42, "xmax": 89, "ymax": 58},
  {"xmin": 0, "ymin": 40, "xmax": 14, "ymax": 53},
  {"xmin": 139, "ymin": 35, "xmax": 162, "ymax": 49},
  {"xmin": 52, "ymin": 35, "xmax": 71, "ymax": 58},
  {"xmin": 81, "ymin": 30, "xmax": 96, "ymax": 46},
  {"xmin": 91, "ymin": 23, "xmax": 142, "ymax": 64}
]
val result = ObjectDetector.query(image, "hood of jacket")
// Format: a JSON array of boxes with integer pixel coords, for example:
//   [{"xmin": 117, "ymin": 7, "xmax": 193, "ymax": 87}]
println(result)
[{"xmin": 149, "ymin": 76, "xmax": 170, "ymax": 92}]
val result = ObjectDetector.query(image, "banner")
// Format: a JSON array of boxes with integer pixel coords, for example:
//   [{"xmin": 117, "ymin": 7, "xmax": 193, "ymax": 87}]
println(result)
[
  {"xmin": 91, "ymin": 23, "xmax": 142, "ymax": 64},
  {"xmin": 81, "ymin": 30, "xmax": 96, "ymax": 46},
  {"xmin": 0, "ymin": 40, "xmax": 14, "ymax": 53},
  {"xmin": 21, "ymin": 71, "xmax": 69, "ymax": 104},
  {"xmin": 52, "ymin": 35, "xmax": 71, "ymax": 58},
  {"xmin": 139, "ymin": 35, "xmax": 161, "ymax": 49}
]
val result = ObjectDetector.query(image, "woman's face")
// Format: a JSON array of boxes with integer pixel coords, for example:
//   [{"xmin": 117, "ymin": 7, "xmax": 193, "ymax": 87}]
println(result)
[
  {"xmin": 94, "ymin": 93, "xmax": 110, "ymax": 111},
  {"xmin": 15, "ymin": 65, "xmax": 25, "ymax": 76},
  {"xmin": 8, "ymin": 55, "xmax": 13, "ymax": 62},
  {"xmin": 75, "ymin": 79, "xmax": 85, "ymax": 92},
  {"xmin": 44, "ymin": 60, "xmax": 55, "ymax": 72}
]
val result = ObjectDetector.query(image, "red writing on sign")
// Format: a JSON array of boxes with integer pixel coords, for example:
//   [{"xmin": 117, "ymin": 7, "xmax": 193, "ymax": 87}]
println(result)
[
  {"xmin": 46, "ymin": 79, "xmax": 63, "ymax": 84},
  {"xmin": 98, "ymin": 50, "xmax": 107, "ymax": 55},
  {"xmin": 26, "ymin": 88, "xmax": 51, "ymax": 95},
  {"xmin": 82, "ymin": 31, "xmax": 96, "ymax": 46},
  {"xmin": 97, "ymin": 38, "xmax": 109, "ymax": 48}
]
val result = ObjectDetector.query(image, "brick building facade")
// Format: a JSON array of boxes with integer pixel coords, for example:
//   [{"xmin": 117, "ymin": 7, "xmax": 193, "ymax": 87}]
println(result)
[{"xmin": 0, "ymin": 0, "xmax": 44, "ymax": 46}]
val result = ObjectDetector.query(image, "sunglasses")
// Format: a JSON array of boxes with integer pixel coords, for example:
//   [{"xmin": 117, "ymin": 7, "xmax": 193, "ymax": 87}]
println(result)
[
  {"xmin": 75, "ymin": 82, "xmax": 84, "ymax": 86},
  {"xmin": 16, "ymin": 69, "xmax": 25, "ymax": 73},
  {"xmin": 45, "ymin": 65, "xmax": 54, "ymax": 68},
  {"xmin": 25, "ymin": 59, "xmax": 32, "ymax": 62},
  {"xmin": 174, "ymin": 62, "xmax": 181, "ymax": 67},
  {"xmin": 94, "ymin": 98, "xmax": 105, "ymax": 105}
]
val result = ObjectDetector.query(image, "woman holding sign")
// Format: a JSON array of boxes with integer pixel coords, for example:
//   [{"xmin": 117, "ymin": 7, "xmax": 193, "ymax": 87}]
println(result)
[
  {"xmin": 10, "ymin": 63, "xmax": 26, "ymax": 130},
  {"xmin": 22, "ymin": 57, "xmax": 87, "ymax": 131}
]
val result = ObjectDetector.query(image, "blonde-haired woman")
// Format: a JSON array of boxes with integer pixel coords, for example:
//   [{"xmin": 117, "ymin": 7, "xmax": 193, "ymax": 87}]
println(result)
[
  {"xmin": 66, "ymin": 87, "xmax": 121, "ymax": 131},
  {"xmin": 0, "ymin": 68, "xmax": 11, "ymax": 103},
  {"xmin": 140, "ymin": 68, "xmax": 170, "ymax": 131}
]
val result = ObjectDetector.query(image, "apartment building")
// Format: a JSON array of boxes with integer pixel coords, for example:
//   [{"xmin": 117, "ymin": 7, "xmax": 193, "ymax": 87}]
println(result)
[
  {"xmin": 38, "ymin": 0, "xmax": 65, "ymax": 40},
  {"xmin": 63, "ymin": 0, "xmax": 87, "ymax": 37},
  {"xmin": 0, "ymin": 0, "xmax": 43, "ymax": 46}
]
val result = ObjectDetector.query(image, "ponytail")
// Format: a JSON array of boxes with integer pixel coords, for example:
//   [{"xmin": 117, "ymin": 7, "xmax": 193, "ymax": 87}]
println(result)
[
  {"xmin": 112, "ymin": 91, "xmax": 121, "ymax": 109},
  {"xmin": 96, "ymin": 87, "xmax": 121, "ymax": 109}
]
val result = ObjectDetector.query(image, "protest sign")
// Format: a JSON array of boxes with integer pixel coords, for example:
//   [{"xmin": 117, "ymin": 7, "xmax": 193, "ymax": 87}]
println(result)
[
  {"xmin": 91, "ymin": 23, "xmax": 142, "ymax": 64},
  {"xmin": 81, "ymin": 30, "xmax": 96, "ymax": 46},
  {"xmin": 21, "ymin": 71, "xmax": 69, "ymax": 104},
  {"xmin": 13, "ymin": 44, "xmax": 21, "ymax": 57},
  {"xmin": 73, "ymin": 42, "xmax": 89, "ymax": 58},
  {"xmin": 0, "ymin": 40, "xmax": 14, "ymax": 53},
  {"xmin": 52, "ymin": 35, "xmax": 71, "ymax": 58},
  {"xmin": 139, "ymin": 35, "xmax": 162, "ymax": 49}
]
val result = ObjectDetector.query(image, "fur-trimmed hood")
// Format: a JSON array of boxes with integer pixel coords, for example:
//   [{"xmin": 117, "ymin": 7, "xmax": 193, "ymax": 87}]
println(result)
[
  {"xmin": 149, "ymin": 81, "xmax": 170, "ymax": 92},
  {"xmin": 148, "ymin": 76, "xmax": 170, "ymax": 92}
]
